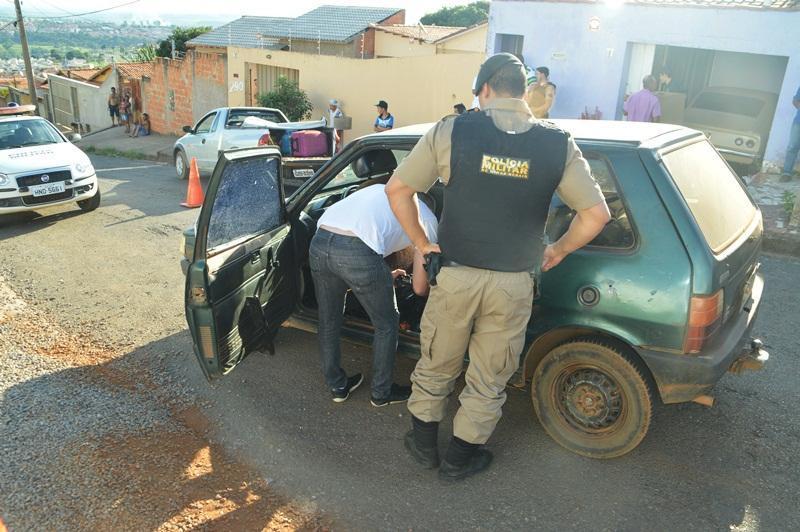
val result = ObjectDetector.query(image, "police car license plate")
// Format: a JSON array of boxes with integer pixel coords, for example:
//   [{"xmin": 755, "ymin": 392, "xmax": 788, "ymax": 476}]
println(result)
[{"xmin": 30, "ymin": 181, "xmax": 65, "ymax": 197}]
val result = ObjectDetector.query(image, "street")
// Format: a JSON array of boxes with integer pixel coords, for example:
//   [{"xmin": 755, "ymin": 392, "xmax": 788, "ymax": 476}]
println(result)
[{"xmin": 2, "ymin": 154, "xmax": 800, "ymax": 530}]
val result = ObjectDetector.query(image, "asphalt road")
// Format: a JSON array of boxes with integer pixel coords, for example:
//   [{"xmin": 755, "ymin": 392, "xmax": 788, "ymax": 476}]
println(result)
[{"xmin": 1, "ymin": 155, "xmax": 799, "ymax": 530}]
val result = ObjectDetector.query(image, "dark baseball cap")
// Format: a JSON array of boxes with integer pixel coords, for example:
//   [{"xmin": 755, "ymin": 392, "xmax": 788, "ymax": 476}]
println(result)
[
  {"xmin": 472, "ymin": 53, "xmax": 525, "ymax": 95},
  {"xmin": 375, "ymin": 100, "xmax": 388, "ymax": 109}
]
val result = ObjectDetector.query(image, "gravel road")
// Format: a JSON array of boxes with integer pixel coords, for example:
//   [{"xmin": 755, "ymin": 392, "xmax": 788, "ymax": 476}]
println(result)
[{"xmin": 1, "ymin": 155, "xmax": 800, "ymax": 530}]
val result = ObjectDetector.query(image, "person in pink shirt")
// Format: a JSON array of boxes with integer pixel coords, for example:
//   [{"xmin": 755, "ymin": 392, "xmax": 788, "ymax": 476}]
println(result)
[{"xmin": 623, "ymin": 75, "xmax": 661, "ymax": 123}]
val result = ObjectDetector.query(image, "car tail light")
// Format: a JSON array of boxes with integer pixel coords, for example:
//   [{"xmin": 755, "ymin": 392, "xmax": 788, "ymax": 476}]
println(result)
[
  {"xmin": 746, "ymin": 139, "xmax": 756, "ymax": 149},
  {"xmin": 684, "ymin": 289, "xmax": 724, "ymax": 354},
  {"xmin": 258, "ymin": 134, "xmax": 271, "ymax": 146},
  {"xmin": 734, "ymin": 137, "xmax": 743, "ymax": 146}
]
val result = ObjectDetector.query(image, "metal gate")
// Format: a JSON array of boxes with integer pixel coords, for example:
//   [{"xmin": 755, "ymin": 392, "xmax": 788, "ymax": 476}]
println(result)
[
  {"xmin": 49, "ymin": 79, "xmax": 74, "ymax": 126},
  {"xmin": 246, "ymin": 63, "xmax": 300, "ymax": 106}
]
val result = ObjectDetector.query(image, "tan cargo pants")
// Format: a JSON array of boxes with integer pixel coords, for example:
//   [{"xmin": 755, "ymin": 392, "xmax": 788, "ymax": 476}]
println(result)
[{"xmin": 407, "ymin": 265, "xmax": 534, "ymax": 444}]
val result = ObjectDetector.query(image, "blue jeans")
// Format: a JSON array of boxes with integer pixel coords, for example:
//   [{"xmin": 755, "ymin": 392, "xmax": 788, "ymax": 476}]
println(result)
[
  {"xmin": 784, "ymin": 122, "xmax": 800, "ymax": 175},
  {"xmin": 309, "ymin": 229, "xmax": 399, "ymax": 400}
]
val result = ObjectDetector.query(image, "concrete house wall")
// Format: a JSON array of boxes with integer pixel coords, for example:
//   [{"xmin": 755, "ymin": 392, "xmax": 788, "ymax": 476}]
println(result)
[
  {"xmin": 226, "ymin": 48, "xmax": 483, "ymax": 140},
  {"xmin": 47, "ymin": 74, "xmax": 115, "ymax": 133},
  {"xmin": 488, "ymin": 0, "xmax": 800, "ymax": 162}
]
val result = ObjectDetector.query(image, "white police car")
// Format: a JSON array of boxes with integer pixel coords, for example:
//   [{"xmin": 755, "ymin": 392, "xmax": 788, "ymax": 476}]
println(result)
[{"xmin": 0, "ymin": 105, "xmax": 99, "ymax": 215}]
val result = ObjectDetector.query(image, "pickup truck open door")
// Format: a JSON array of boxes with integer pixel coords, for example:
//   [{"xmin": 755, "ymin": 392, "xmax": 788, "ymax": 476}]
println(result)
[{"xmin": 184, "ymin": 147, "xmax": 298, "ymax": 379}]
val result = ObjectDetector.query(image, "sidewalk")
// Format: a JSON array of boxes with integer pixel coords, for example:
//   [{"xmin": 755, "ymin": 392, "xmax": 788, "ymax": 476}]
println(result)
[
  {"xmin": 79, "ymin": 125, "xmax": 178, "ymax": 164},
  {"xmin": 746, "ymin": 171, "xmax": 800, "ymax": 257}
]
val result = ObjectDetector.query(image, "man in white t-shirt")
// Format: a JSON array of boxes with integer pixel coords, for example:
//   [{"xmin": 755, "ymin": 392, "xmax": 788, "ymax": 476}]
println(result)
[{"xmin": 310, "ymin": 184, "xmax": 438, "ymax": 407}]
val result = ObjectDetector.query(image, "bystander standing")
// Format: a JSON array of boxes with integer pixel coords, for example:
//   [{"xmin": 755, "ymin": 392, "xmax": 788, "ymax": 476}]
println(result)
[
  {"xmin": 107, "ymin": 87, "xmax": 119, "ymax": 127},
  {"xmin": 374, "ymin": 100, "xmax": 394, "ymax": 132},
  {"xmin": 781, "ymin": 84, "xmax": 800, "ymax": 181},
  {"xmin": 623, "ymin": 75, "xmax": 661, "ymax": 123}
]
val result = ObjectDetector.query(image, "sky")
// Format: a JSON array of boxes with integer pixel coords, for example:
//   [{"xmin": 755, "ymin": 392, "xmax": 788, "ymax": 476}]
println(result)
[{"xmin": 11, "ymin": 0, "xmax": 473, "ymax": 26}]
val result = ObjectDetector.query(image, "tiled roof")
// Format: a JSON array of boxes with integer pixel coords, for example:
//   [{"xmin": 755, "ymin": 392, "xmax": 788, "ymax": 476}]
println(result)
[
  {"xmin": 629, "ymin": 0, "xmax": 798, "ymax": 8},
  {"xmin": 188, "ymin": 5, "xmax": 403, "ymax": 48},
  {"xmin": 187, "ymin": 16, "xmax": 289, "ymax": 48},
  {"xmin": 499, "ymin": 0, "xmax": 798, "ymax": 9},
  {"xmin": 115, "ymin": 62, "xmax": 154, "ymax": 79},
  {"xmin": 374, "ymin": 24, "xmax": 466, "ymax": 43},
  {"xmin": 60, "ymin": 68, "xmax": 102, "ymax": 81}
]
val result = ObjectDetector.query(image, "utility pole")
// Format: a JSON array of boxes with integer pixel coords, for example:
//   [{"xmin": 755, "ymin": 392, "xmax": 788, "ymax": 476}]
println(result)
[{"xmin": 13, "ymin": 0, "xmax": 38, "ymax": 115}]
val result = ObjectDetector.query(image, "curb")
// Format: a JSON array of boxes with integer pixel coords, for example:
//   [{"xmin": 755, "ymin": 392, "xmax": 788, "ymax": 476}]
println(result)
[{"xmin": 762, "ymin": 229, "xmax": 800, "ymax": 258}]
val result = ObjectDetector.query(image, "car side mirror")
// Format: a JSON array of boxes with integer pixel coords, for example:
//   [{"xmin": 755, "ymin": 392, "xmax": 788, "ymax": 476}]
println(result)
[
  {"xmin": 182, "ymin": 125, "xmax": 193, "ymax": 134},
  {"xmin": 67, "ymin": 132, "xmax": 81, "ymax": 143}
]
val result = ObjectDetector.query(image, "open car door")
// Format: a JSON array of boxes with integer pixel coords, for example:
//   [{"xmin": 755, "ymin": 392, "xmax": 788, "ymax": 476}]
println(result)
[{"xmin": 185, "ymin": 147, "xmax": 298, "ymax": 379}]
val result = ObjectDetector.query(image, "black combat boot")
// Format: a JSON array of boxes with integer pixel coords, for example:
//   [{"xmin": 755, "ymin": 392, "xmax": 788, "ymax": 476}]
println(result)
[
  {"xmin": 438, "ymin": 436, "xmax": 493, "ymax": 482},
  {"xmin": 404, "ymin": 416, "xmax": 440, "ymax": 469}
]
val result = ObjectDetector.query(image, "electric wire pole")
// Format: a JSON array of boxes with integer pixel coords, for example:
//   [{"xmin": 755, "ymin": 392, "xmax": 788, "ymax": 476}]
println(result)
[{"xmin": 13, "ymin": 0, "xmax": 38, "ymax": 115}]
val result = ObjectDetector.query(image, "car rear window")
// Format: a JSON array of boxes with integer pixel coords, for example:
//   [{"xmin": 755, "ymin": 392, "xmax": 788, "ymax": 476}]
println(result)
[
  {"xmin": 691, "ymin": 93, "xmax": 764, "ymax": 118},
  {"xmin": 662, "ymin": 140, "xmax": 757, "ymax": 253},
  {"xmin": 226, "ymin": 109, "xmax": 286, "ymax": 128}
]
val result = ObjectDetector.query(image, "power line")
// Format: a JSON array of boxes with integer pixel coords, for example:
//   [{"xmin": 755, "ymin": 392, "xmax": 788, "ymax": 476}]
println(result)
[
  {"xmin": 34, "ymin": 0, "xmax": 77, "ymax": 16},
  {"xmin": 25, "ymin": 0, "xmax": 141, "ymax": 19}
]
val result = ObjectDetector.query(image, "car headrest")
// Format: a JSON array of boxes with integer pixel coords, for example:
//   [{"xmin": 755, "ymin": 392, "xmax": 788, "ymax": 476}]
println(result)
[{"xmin": 351, "ymin": 149, "xmax": 397, "ymax": 178}]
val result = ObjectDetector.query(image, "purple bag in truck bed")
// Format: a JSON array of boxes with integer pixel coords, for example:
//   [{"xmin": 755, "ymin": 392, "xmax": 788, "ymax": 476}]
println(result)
[{"xmin": 291, "ymin": 130, "xmax": 328, "ymax": 157}]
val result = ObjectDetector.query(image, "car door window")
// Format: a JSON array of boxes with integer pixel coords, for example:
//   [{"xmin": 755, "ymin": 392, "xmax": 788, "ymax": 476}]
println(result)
[
  {"xmin": 195, "ymin": 113, "xmax": 217, "ymax": 135},
  {"xmin": 207, "ymin": 155, "xmax": 283, "ymax": 253},
  {"xmin": 546, "ymin": 156, "xmax": 635, "ymax": 249}
]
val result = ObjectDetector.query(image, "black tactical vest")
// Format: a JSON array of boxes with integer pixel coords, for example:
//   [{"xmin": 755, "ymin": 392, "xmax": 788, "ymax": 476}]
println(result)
[{"xmin": 438, "ymin": 111, "xmax": 568, "ymax": 272}]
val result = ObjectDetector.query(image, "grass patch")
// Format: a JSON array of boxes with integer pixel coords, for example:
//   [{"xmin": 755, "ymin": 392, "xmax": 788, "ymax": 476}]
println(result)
[{"xmin": 83, "ymin": 145, "xmax": 153, "ymax": 161}]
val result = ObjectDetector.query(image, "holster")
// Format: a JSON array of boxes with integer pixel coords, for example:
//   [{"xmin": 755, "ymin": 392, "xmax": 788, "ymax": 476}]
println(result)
[{"xmin": 424, "ymin": 252, "xmax": 443, "ymax": 286}]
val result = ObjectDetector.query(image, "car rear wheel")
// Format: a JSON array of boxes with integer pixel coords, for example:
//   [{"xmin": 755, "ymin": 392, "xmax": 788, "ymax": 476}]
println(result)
[
  {"xmin": 175, "ymin": 149, "xmax": 189, "ymax": 180},
  {"xmin": 77, "ymin": 189, "xmax": 101, "ymax": 212},
  {"xmin": 532, "ymin": 338, "xmax": 653, "ymax": 459}
]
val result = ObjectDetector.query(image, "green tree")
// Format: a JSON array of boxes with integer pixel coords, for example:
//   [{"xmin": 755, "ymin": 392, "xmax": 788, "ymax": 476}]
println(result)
[
  {"xmin": 420, "ymin": 1, "xmax": 489, "ymax": 27},
  {"xmin": 257, "ymin": 77, "xmax": 313, "ymax": 121},
  {"xmin": 50, "ymin": 48, "xmax": 62, "ymax": 61},
  {"xmin": 156, "ymin": 26, "xmax": 211, "ymax": 58}
]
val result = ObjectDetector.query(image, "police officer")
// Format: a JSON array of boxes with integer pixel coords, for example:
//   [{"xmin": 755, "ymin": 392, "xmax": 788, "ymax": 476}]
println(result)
[{"xmin": 386, "ymin": 53, "xmax": 611, "ymax": 481}]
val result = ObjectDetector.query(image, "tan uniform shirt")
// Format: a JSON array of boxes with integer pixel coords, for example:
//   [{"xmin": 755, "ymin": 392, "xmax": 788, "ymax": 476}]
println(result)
[
  {"xmin": 525, "ymin": 83, "xmax": 555, "ymax": 118},
  {"xmin": 394, "ymin": 98, "xmax": 604, "ymax": 212}
]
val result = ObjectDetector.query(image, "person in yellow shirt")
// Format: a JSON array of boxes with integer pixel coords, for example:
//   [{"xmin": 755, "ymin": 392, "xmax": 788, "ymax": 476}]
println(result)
[{"xmin": 525, "ymin": 66, "xmax": 556, "ymax": 119}]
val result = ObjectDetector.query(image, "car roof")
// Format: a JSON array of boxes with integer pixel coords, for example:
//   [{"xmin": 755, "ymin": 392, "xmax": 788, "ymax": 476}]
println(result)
[
  {"xmin": 0, "ymin": 115, "xmax": 45, "ymax": 124},
  {"xmin": 380, "ymin": 119, "xmax": 697, "ymax": 147}
]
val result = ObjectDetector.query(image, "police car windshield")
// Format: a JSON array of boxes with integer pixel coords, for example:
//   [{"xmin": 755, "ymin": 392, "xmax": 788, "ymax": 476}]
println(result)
[{"xmin": 0, "ymin": 119, "xmax": 63, "ymax": 150}]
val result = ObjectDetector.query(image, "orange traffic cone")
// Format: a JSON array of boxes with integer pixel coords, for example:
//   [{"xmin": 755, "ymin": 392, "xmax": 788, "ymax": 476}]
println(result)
[{"xmin": 181, "ymin": 157, "xmax": 204, "ymax": 208}]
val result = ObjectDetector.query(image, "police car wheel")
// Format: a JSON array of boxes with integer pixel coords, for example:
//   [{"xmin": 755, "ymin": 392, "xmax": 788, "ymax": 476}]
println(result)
[
  {"xmin": 77, "ymin": 189, "xmax": 101, "ymax": 212},
  {"xmin": 532, "ymin": 338, "xmax": 653, "ymax": 459},
  {"xmin": 175, "ymin": 149, "xmax": 189, "ymax": 180}
]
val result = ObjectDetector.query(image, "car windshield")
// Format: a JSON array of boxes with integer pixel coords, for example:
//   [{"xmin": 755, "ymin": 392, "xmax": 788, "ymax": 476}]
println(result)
[
  {"xmin": 662, "ymin": 139, "xmax": 757, "ymax": 253},
  {"xmin": 690, "ymin": 92, "xmax": 765, "ymax": 119},
  {"xmin": 0, "ymin": 119, "xmax": 63, "ymax": 150},
  {"xmin": 226, "ymin": 109, "xmax": 287, "ymax": 128}
]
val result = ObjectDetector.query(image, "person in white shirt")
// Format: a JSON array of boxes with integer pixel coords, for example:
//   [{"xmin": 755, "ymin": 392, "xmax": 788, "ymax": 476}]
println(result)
[
  {"xmin": 309, "ymin": 183, "xmax": 437, "ymax": 406},
  {"xmin": 328, "ymin": 99, "xmax": 344, "ymax": 152}
]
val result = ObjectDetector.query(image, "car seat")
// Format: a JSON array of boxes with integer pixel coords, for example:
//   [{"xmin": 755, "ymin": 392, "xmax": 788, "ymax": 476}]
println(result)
[{"xmin": 12, "ymin": 126, "xmax": 33, "ymax": 145}]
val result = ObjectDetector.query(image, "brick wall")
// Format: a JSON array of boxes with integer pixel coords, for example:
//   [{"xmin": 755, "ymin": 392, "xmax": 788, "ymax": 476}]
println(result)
[{"xmin": 142, "ymin": 51, "xmax": 226, "ymax": 135}]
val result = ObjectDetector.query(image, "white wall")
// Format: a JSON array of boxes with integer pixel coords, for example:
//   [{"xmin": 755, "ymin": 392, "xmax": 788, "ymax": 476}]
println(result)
[
  {"xmin": 48, "ymin": 74, "xmax": 116, "ymax": 134},
  {"xmin": 488, "ymin": 0, "xmax": 800, "ymax": 162}
]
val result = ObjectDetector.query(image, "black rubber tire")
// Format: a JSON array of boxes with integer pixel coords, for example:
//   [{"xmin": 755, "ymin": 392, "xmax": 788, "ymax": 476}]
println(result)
[
  {"xmin": 77, "ymin": 189, "xmax": 101, "ymax": 212},
  {"xmin": 532, "ymin": 338, "xmax": 653, "ymax": 459},
  {"xmin": 175, "ymin": 149, "xmax": 189, "ymax": 180}
]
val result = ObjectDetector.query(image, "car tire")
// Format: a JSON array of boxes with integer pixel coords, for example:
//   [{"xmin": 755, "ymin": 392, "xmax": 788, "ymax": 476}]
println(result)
[
  {"xmin": 531, "ymin": 338, "xmax": 653, "ymax": 459},
  {"xmin": 175, "ymin": 149, "xmax": 189, "ymax": 180},
  {"xmin": 77, "ymin": 189, "xmax": 101, "ymax": 212}
]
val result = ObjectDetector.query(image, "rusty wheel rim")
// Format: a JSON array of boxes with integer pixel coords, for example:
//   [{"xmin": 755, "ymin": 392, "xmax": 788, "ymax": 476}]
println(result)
[{"xmin": 554, "ymin": 366, "xmax": 626, "ymax": 435}]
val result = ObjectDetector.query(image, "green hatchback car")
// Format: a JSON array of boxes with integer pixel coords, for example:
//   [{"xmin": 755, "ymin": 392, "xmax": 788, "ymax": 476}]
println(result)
[{"xmin": 183, "ymin": 119, "xmax": 768, "ymax": 459}]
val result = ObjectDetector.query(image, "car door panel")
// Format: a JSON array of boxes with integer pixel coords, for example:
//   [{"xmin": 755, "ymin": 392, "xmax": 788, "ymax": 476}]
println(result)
[{"xmin": 185, "ymin": 147, "xmax": 297, "ymax": 379}]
